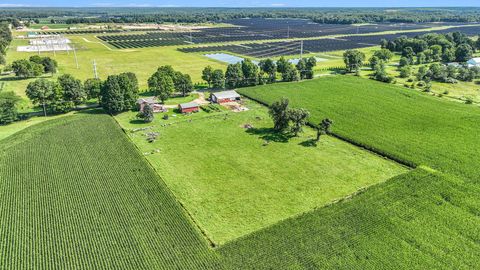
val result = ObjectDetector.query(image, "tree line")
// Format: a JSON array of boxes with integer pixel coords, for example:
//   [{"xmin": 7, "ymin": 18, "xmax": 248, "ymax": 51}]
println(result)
[
  {"xmin": 201, "ymin": 56, "xmax": 317, "ymax": 90},
  {"xmin": 4, "ymin": 7, "xmax": 480, "ymax": 25},
  {"xmin": 9, "ymin": 56, "xmax": 58, "ymax": 78}
]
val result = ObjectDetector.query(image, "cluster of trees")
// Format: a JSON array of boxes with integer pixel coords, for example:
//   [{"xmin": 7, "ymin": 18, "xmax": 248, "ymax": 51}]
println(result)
[
  {"xmin": 382, "ymin": 32, "xmax": 479, "ymax": 66},
  {"xmin": 269, "ymin": 98, "xmax": 333, "ymax": 141},
  {"xmin": 100, "ymin": 73, "xmax": 139, "ymax": 114},
  {"xmin": 26, "ymin": 74, "xmax": 87, "ymax": 115},
  {"xmin": 0, "ymin": 91, "xmax": 20, "ymax": 125},
  {"xmin": 202, "ymin": 57, "xmax": 316, "ymax": 89},
  {"xmin": 148, "ymin": 66, "xmax": 193, "ymax": 102},
  {"xmin": 10, "ymin": 56, "xmax": 57, "ymax": 78},
  {"xmin": 416, "ymin": 63, "xmax": 480, "ymax": 84},
  {"xmin": 4, "ymin": 7, "xmax": 480, "ymax": 25},
  {"xmin": 0, "ymin": 23, "xmax": 12, "ymax": 66}
]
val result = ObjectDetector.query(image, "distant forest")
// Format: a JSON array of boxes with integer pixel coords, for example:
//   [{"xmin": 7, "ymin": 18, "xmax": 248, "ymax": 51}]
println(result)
[{"xmin": 1, "ymin": 7, "xmax": 480, "ymax": 24}]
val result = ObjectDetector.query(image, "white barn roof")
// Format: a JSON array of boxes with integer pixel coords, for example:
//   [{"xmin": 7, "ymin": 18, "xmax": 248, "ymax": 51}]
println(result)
[
  {"xmin": 467, "ymin": 58, "xmax": 480, "ymax": 65},
  {"xmin": 212, "ymin": 90, "xmax": 241, "ymax": 100}
]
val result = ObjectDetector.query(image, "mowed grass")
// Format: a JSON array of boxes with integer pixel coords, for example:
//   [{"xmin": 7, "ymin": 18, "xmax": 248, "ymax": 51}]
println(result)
[
  {"xmin": 0, "ymin": 113, "xmax": 221, "ymax": 269},
  {"xmin": 115, "ymin": 101, "xmax": 407, "ymax": 245},
  {"xmin": 4, "ymin": 34, "xmax": 226, "ymax": 100},
  {"xmin": 238, "ymin": 75, "xmax": 480, "ymax": 181}
]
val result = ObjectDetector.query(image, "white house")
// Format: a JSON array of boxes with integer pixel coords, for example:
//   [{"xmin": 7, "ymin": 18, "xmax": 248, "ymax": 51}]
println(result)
[{"xmin": 467, "ymin": 58, "xmax": 480, "ymax": 67}]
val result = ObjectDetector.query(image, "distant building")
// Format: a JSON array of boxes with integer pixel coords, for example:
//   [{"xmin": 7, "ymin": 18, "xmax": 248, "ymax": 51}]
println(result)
[
  {"xmin": 136, "ymin": 97, "xmax": 167, "ymax": 113},
  {"xmin": 41, "ymin": 26, "xmax": 50, "ymax": 31},
  {"xmin": 178, "ymin": 102, "xmax": 199, "ymax": 113},
  {"xmin": 467, "ymin": 58, "xmax": 480, "ymax": 67},
  {"xmin": 211, "ymin": 90, "xmax": 241, "ymax": 104}
]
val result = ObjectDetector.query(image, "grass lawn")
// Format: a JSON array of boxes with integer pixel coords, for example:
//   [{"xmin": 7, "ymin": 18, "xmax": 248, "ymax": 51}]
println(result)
[
  {"xmin": 238, "ymin": 75, "xmax": 480, "ymax": 181},
  {"xmin": 3, "ymin": 34, "xmax": 226, "ymax": 109},
  {"xmin": 115, "ymin": 100, "xmax": 407, "ymax": 245}
]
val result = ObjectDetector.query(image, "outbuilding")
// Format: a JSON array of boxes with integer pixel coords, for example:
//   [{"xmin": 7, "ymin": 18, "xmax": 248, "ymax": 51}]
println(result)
[
  {"xmin": 178, "ymin": 102, "xmax": 200, "ymax": 113},
  {"xmin": 136, "ymin": 97, "xmax": 167, "ymax": 113},
  {"xmin": 211, "ymin": 90, "xmax": 241, "ymax": 104}
]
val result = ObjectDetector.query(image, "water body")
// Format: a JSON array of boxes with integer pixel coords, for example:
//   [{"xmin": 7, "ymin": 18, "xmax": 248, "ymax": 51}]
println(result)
[{"xmin": 204, "ymin": 53, "xmax": 327, "ymax": 65}]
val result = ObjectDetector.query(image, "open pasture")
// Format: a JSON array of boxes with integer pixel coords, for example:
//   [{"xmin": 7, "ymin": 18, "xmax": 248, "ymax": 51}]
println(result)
[
  {"xmin": 238, "ymin": 76, "xmax": 480, "ymax": 181},
  {"xmin": 115, "ymin": 100, "xmax": 407, "ymax": 245}
]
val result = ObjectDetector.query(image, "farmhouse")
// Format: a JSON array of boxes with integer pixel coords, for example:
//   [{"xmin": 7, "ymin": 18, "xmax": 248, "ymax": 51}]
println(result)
[
  {"xmin": 467, "ymin": 58, "xmax": 480, "ymax": 67},
  {"xmin": 136, "ymin": 97, "xmax": 167, "ymax": 113},
  {"xmin": 211, "ymin": 90, "xmax": 241, "ymax": 103},
  {"xmin": 178, "ymin": 102, "xmax": 200, "ymax": 113}
]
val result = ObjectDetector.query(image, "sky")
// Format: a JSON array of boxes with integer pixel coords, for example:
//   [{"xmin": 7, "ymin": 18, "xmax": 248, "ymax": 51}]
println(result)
[{"xmin": 1, "ymin": 0, "xmax": 479, "ymax": 8}]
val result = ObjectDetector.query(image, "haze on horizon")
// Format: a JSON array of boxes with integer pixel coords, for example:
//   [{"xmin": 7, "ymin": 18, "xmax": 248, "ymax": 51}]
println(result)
[{"xmin": 1, "ymin": 0, "xmax": 479, "ymax": 8}]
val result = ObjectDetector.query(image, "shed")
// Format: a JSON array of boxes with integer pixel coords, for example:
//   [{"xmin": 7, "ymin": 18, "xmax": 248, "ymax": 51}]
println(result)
[
  {"xmin": 178, "ymin": 102, "xmax": 199, "ymax": 113},
  {"xmin": 211, "ymin": 90, "xmax": 241, "ymax": 104},
  {"xmin": 467, "ymin": 58, "xmax": 480, "ymax": 67},
  {"xmin": 41, "ymin": 26, "xmax": 50, "ymax": 30},
  {"xmin": 136, "ymin": 97, "xmax": 167, "ymax": 113}
]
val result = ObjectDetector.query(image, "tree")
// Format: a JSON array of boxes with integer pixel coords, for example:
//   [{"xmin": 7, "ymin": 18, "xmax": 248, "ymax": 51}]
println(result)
[
  {"xmin": 369, "ymin": 55, "xmax": 380, "ymax": 70},
  {"xmin": 399, "ymin": 56, "xmax": 410, "ymax": 67},
  {"xmin": 269, "ymin": 98, "xmax": 290, "ymax": 132},
  {"xmin": 316, "ymin": 118, "xmax": 333, "ymax": 141},
  {"xmin": 259, "ymin": 58, "xmax": 276, "ymax": 83},
  {"xmin": 211, "ymin": 69, "xmax": 225, "ymax": 89},
  {"xmin": 296, "ymin": 57, "xmax": 316, "ymax": 79},
  {"xmin": 100, "ymin": 75, "xmax": 125, "ymax": 114},
  {"xmin": 202, "ymin": 66, "xmax": 214, "ymax": 87},
  {"xmin": 276, "ymin": 56, "xmax": 289, "ymax": 74},
  {"xmin": 455, "ymin": 44, "xmax": 473, "ymax": 62},
  {"xmin": 84, "ymin": 78, "xmax": 102, "ymax": 100},
  {"xmin": 399, "ymin": 65, "xmax": 411, "ymax": 78},
  {"xmin": 225, "ymin": 63, "xmax": 243, "ymax": 89},
  {"xmin": 288, "ymin": 108, "xmax": 310, "ymax": 136},
  {"xmin": 343, "ymin": 50, "xmax": 365, "ymax": 73},
  {"xmin": 118, "ymin": 72, "xmax": 139, "ymax": 110},
  {"xmin": 442, "ymin": 47, "xmax": 456, "ymax": 63},
  {"xmin": 137, "ymin": 104, "xmax": 154, "ymax": 123},
  {"xmin": 58, "ymin": 74, "xmax": 85, "ymax": 106},
  {"xmin": 373, "ymin": 49, "xmax": 393, "ymax": 62},
  {"xmin": 416, "ymin": 52, "xmax": 426, "ymax": 65},
  {"xmin": 11, "ymin": 59, "xmax": 44, "ymax": 78},
  {"xmin": 26, "ymin": 78, "xmax": 56, "ymax": 116},
  {"xmin": 380, "ymin": 39, "xmax": 388, "ymax": 49},
  {"xmin": 372, "ymin": 61, "xmax": 394, "ymax": 83},
  {"xmin": 281, "ymin": 63, "xmax": 299, "ymax": 82},
  {"xmin": 0, "ymin": 92, "xmax": 20, "ymax": 125},
  {"xmin": 241, "ymin": 59, "xmax": 259, "ymax": 86},
  {"xmin": 175, "ymin": 73, "xmax": 193, "ymax": 97},
  {"xmin": 430, "ymin": 45, "xmax": 443, "ymax": 62},
  {"xmin": 148, "ymin": 68, "xmax": 175, "ymax": 102},
  {"xmin": 29, "ymin": 56, "xmax": 57, "ymax": 74}
]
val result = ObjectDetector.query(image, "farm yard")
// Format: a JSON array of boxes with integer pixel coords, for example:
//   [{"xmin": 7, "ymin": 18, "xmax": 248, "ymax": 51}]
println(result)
[
  {"xmin": 2, "ymin": 6, "xmax": 480, "ymax": 269},
  {"xmin": 115, "ymin": 100, "xmax": 407, "ymax": 245}
]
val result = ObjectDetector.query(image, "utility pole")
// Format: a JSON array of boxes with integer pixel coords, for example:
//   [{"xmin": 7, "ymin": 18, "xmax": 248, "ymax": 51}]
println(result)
[
  {"xmin": 72, "ymin": 45, "xmax": 79, "ymax": 69},
  {"xmin": 93, "ymin": 59, "xmax": 98, "ymax": 79},
  {"xmin": 300, "ymin": 40, "xmax": 304, "ymax": 59}
]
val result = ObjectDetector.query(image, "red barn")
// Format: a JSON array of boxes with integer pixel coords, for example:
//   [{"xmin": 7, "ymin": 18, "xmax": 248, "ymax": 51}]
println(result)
[{"xmin": 178, "ymin": 102, "xmax": 199, "ymax": 113}]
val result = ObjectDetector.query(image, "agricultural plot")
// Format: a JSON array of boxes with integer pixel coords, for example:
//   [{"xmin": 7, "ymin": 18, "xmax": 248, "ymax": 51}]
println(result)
[
  {"xmin": 238, "ymin": 76, "xmax": 480, "ymax": 181},
  {"xmin": 0, "ymin": 113, "xmax": 221, "ymax": 269},
  {"xmin": 115, "ymin": 100, "xmax": 407, "ymax": 245}
]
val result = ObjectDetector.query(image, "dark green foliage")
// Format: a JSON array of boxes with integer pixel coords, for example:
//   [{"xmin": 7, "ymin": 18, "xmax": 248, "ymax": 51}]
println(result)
[
  {"xmin": 202, "ymin": 65, "xmax": 214, "ymax": 87},
  {"xmin": 211, "ymin": 69, "xmax": 225, "ymax": 89},
  {"xmin": 371, "ymin": 61, "xmax": 394, "ymax": 83},
  {"xmin": 316, "ymin": 118, "xmax": 333, "ymax": 141},
  {"xmin": 58, "ymin": 74, "xmax": 85, "ymax": 105},
  {"xmin": 148, "ymin": 66, "xmax": 175, "ymax": 102},
  {"xmin": 84, "ymin": 78, "xmax": 102, "ymax": 100},
  {"xmin": 175, "ymin": 73, "xmax": 193, "ymax": 97},
  {"xmin": 258, "ymin": 59, "xmax": 276, "ymax": 83},
  {"xmin": 26, "ymin": 78, "xmax": 57, "ymax": 116},
  {"xmin": 281, "ymin": 63, "xmax": 299, "ymax": 82},
  {"xmin": 268, "ymin": 97, "xmax": 290, "ymax": 131},
  {"xmin": 29, "ymin": 55, "xmax": 58, "ymax": 74},
  {"xmin": 373, "ymin": 49, "xmax": 393, "ymax": 62},
  {"xmin": 296, "ymin": 57, "xmax": 316, "ymax": 79},
  {"xmin": 288, "ymin": 108, "xmax": 310, "ymax": 136},
  {"xmin": 100, "ymin": 73, "xmax": 139, "ymax": 114},
  {"xmin": 343, "ymin": 50, "xmax": 365, "ymax": 73},
  {"xmin": 137, "ymin": 103, "xmax": 154, "ymax": 123},
  {"xmin": 455, "ymin": 43, "xmax": 473, "ymax": 62},
  {"xmin": 225, "ymin": 63, "xmax": 243, "ymax": 89},
  {"xmin": 399, "ymin": 65, "xmax": 411, "ymax": 78},
  {"xmin": 11, "ymin": 59, "xmax": 44, "ymax": 78},
  {"xmin": 0, "ymin": 91, "xmax": 20, "ymax": 125},
  {"xmin": 241, "ymin": 59, "xmax": 259, "ymax": 87}
]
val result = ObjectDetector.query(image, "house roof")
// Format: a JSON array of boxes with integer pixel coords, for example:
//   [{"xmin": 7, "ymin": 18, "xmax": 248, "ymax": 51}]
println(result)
[
  {"xmin": 136, "ymin": 97, "xmax": 158, "ymax": 104},
  {"xmin": 212, "ymin": 90, "xmax": 241, "ymax": 100},
  {"xmin": 179, "ymin": 102, "xmax": 199, "ymax": 109}
]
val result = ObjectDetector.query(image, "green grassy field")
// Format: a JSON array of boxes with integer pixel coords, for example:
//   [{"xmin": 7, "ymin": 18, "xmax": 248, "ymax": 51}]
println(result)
[
  {"xmin": 238, "ymin": 75, "xmax": 480, "ymax": 181},
  {"xmin": 115, "ymin": 100, "xmax": 407, "ymax": 245},
  {"xmin": 0, "ymin": 113, "xmax": 220, "ymax": 269}
]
